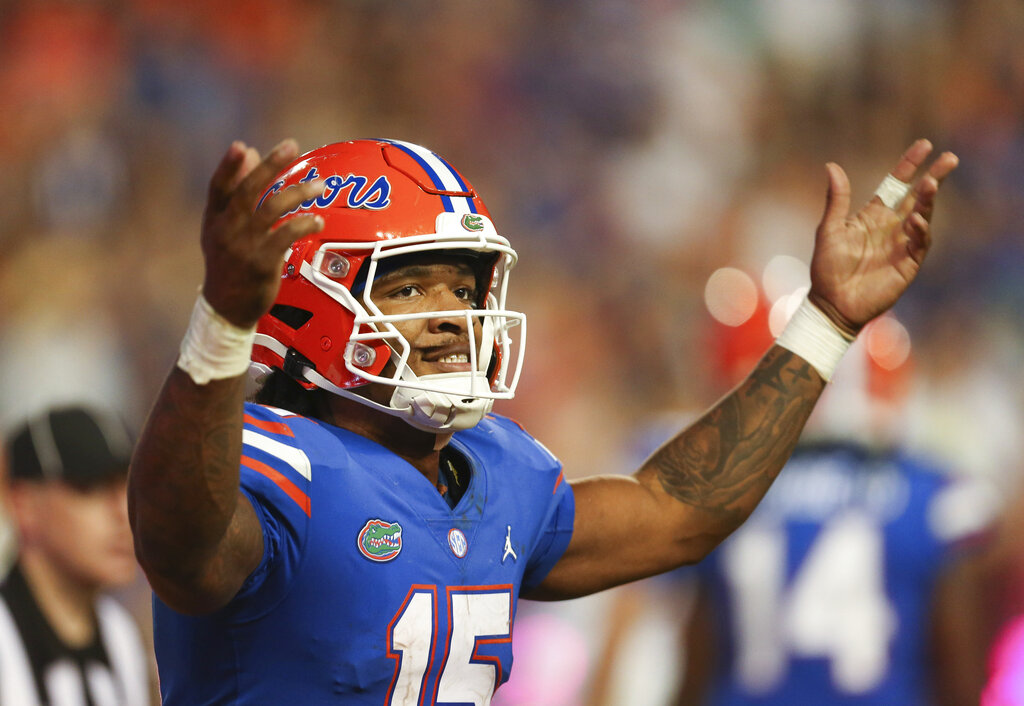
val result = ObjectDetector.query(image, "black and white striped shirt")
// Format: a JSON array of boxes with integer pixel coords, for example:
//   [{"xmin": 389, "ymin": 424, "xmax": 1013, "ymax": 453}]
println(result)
[{"xmin": 0, "ymin": 564, "xmax": 150, "ymax": 706}]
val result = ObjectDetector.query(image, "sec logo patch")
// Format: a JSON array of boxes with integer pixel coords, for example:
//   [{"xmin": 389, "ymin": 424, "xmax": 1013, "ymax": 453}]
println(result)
[{"xmin": 447, "ymin": 528, "xmax": 468, "ymax": 558}]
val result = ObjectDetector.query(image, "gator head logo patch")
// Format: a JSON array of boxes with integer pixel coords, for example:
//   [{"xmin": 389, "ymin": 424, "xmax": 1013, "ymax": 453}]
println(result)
[
  {"xmin": 358, "ymin": 519, "xmax": 403, "ymax": 562},
  {"xmin": 460, "ymin": 214, "xmax": 485, "ymax": 232}
]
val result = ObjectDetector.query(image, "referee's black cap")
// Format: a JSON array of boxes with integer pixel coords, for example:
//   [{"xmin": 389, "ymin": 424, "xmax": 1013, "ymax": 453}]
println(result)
[{"xmin": 5, "ymin": 406, "xmax": 133, "ymax": 488}]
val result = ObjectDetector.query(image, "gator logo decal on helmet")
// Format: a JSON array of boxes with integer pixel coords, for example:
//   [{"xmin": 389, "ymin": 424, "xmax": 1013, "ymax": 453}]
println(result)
[
  {"xmin": 461, "ymin": 214, "xmax": 485, "ymax": 232},
  {"xmin": 358, "ymin": 519, "xmax": 403, "ymax": 562}
]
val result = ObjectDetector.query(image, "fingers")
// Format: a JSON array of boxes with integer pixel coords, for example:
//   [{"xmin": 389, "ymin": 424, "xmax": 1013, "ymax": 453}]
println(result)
[
  {"xmin": 256, "ymin": 174, "xmax": 327, "ymax": 252},
  {"xmin": 819, "ymin": 162, "xmax": 851, "ymax": 229},
  {"xmin": 890, "ymin": 138, "xmax": 934, "ymax": 182},
  {"xmin": 900, "ymin": 150, "xmax": 958, "ymax": 264},
  {"xmin": 900, "ymin": 150, "xmax": 959, "ymax": 221},
  {"xmin": 872, "ymin": 142, "xmax": 959, "ymax": 220},
  {"xmin": 207, "ymin": 142, "xmax": 250, "ymax": 213},
  {"xmin": 233, "ymin": 139, "xmax": 302, "ymax": 212},
  {"xmin": 254, "ymin": 177, "xmax": 326, "ymax": 229},
  {"xmin": 871, "ymin": 139, "xmax": 933, "ymax": 211},
  {"xmin": 208, "ymin": 137, "xmax": 329, "ymax": 248},
  {"xmin": 208, "ymin": 139, "xmax": 302, "ymax": 218},
  {"xmin": 205, "ymin": 137, "xmax": 327, "ymax": 254},
  {"xmin": 926, "ymin": 150, "xmax": 960, "ymax": 184},
  {"xmin": 903, "ymin": 210, "xmax": 931, "ymax": 265},
  {"xmin": 271, "ymin": 214, "xmax": 325, "ymax": 253},
  {"xmin": 907, "ymin": 174, "xmax": 939, "ymax": 222},
  {"xmin": 236, "ymin": 147, "xmax": 263, "ymax": 192}
]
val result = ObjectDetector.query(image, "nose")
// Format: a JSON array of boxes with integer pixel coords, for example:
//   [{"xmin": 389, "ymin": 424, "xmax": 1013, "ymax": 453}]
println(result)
[{"xmin": 426, "ymin": 288, "xmax": 478, "ymax": 335}]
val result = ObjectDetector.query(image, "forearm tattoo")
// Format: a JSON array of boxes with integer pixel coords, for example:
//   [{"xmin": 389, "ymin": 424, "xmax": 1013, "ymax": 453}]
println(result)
[
  {"xmin": 651, "ymin": 347, "xmax": 822, "ymax": 521},
  {"xmin": 129, "ymin": 372, "xmax": 246, "ymax": 562}
]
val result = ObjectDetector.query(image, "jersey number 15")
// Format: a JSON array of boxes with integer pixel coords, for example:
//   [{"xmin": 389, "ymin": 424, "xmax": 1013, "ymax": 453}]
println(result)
[{"xmin": 387, "ymin": 585, "xmax": 513, "ymax": 706}]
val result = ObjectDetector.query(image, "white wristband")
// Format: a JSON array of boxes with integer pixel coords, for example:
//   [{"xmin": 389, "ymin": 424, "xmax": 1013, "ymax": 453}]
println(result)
[
  {"xmin": 176, "ymin": 294, "xmax": 257, "ymax": 385},
  {"xmin": 775, "ymin": 298, "xmax": 854, "ymax": 381}
]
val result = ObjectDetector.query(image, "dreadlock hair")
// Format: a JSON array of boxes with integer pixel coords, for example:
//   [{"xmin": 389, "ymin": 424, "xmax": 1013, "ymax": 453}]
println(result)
[{"xmin": 251, "ymin": 370, "xmax": 328, "ymax": 419}]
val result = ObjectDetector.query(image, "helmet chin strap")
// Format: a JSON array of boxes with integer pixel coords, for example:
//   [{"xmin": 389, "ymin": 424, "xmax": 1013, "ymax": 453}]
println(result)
[
  {"xmin": 387, "ymin": 373, "xmax": 494, "ymax": 432},
  {"xmin": 294, "ymin": 312, "xmax": 500, "ymax": 433},
  {"xmin": 352, "ymin": 314, "xmax": 498, "ymax": 432},
  {"xmin": 302, "ymin": 368, "xmax": 493, "ymax": 432}
]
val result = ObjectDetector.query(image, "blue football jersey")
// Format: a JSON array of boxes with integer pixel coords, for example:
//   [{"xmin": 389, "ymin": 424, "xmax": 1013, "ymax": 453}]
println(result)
[
  {"xmin": 153, "ymin": 404, "xmax": 575, "ymax": 705},
  {"xmin": 697, "ymin": 443, "xmax": 988, "ymax": 706}
]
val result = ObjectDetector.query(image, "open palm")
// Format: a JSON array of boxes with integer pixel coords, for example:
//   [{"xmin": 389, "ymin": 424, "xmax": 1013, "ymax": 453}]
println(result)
[{"xmin": 808, "ymin": 139, "xmax": 959, "ymax": 336}]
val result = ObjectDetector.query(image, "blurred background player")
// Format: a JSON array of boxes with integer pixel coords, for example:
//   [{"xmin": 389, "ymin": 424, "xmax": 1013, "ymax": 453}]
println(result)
[
  {"xmin": 0, "ymin": 405, "xmax": 152, "ymax": 706},
  {"xmin": 673, "ymin": 270, "xmax": 997, "ymax": 706}
]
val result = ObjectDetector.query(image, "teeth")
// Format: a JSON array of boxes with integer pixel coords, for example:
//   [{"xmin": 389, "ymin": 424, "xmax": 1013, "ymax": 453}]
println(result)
[{"xmin": 439, "ymin": 354, "xmax": 469, "ymax": 364}]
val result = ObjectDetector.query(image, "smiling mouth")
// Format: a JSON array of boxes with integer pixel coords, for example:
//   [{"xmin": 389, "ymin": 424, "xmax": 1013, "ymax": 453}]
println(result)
[{"xmin": 420, "ymin": 350, "xmax": 475, "ymax": 373}]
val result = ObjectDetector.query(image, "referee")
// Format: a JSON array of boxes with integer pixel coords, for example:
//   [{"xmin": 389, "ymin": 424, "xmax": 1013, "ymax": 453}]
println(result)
[{"xmin": 0, "ymin": 405, "xmax": 151, "ymax": 706}]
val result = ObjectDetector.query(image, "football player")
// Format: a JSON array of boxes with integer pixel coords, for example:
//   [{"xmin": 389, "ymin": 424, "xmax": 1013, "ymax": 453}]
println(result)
[
  {"xmin": 127, "ymin": 137, "xmax": 957, "ymax": 704},
  {"xmin": 674, "ymin": 286, "xmax": 994, "ymax": 706}
]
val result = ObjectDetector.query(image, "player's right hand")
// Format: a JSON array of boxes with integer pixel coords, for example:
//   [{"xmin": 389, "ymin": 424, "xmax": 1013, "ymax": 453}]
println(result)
[{"xmin": 200, "ymin": 139, "xmax": 325, "ymax": 329}]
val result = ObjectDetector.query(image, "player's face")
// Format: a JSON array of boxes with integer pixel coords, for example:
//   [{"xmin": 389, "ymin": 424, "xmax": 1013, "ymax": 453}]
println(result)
[
  {"xmin": 17, "ymin": 478, "xmax": 137, "ymax": 589},
  {"xmin": 369, "ymin": 257, "xmax": 484, "ymax": 381}
]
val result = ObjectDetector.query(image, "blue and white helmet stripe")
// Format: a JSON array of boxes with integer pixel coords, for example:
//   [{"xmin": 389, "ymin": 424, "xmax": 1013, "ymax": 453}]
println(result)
[
  {"xmin": 434, "ymin": 154, "xmax": 472, "ymax": 192},
  {"xmin": 379, "ymin": 139, "xmax": 478, "ymax": 215}
]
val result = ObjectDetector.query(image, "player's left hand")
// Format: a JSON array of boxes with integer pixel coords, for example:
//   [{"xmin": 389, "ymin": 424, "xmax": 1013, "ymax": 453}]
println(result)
[{"xmin": 807, "ymin": 139, "xmax": 959, "ymax": 337}]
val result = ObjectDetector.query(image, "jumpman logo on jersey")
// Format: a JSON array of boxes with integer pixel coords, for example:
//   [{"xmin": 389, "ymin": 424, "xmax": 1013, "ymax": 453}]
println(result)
[{"xmin": 502, "ymin": 525, "xmax": 517, "ymax": 563}]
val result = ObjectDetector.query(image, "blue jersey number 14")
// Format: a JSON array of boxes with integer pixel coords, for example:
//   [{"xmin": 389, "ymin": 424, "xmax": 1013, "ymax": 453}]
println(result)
[{"xmin": 721, "ymin": 511, "xmax": 897, "ymax": 694}]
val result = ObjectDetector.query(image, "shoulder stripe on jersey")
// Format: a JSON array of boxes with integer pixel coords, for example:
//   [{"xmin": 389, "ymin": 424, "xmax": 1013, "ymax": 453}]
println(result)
[
  {"xmin": 552, "ymin": 471, "xmax": 564, "ymax": 495},
  {"xmin": 499, "ymin": 415, "xmax": 531, "ymax": 434},
  {"xmin": 242, "ymin": 429, "xmax": 311, "ymax": 481},
  {"xmin": 244, "ymin": 413, "xmax": 295, "ymax": 437},
  {"xmin": 242, "ymin": 455, "xmax": 311, "ymax": 516},
  {"xmin": 258, "ymin": 404, "xmax": 300, "ymax": 418},
  {"xmin": 379, "ymin": 139, "xmax": 477, "ymax": 216}
]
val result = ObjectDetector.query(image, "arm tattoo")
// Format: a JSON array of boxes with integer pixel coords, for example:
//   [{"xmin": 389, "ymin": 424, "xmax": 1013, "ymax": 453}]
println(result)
[
  {"xmin": 129, "ymin": 371, "xmax": 248, "ymax": 572},
  {"xmin": 651, "ymin": 347, "xmax": 822, "ymax": 522}
]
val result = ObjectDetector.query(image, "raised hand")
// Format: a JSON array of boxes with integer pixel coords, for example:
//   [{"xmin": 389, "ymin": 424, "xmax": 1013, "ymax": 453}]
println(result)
[
  {"xmin": 200, "ymin": 139, "xmax": 325, "ymax": 329},
  {"xmin": 808, "ymin": 139, "xmax": 959, "ymax": 337}
]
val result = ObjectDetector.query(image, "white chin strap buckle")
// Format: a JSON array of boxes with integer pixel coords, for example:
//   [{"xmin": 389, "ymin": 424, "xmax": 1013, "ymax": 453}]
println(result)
[{"xmin": 390, "ymin": 373, "xmax": 494, "ymax": 432}]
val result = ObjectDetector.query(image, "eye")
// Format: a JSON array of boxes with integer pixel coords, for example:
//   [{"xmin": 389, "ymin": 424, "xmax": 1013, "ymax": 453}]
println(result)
[
  {"xmin": 394, "ymin": 285, "xmax": 420, "ymax": 298},
  {"xmin": 454, "ymin": 286, "xmax": 477, "ymax": 302}
]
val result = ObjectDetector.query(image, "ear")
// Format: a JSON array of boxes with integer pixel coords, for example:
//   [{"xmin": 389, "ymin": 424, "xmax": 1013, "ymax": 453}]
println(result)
[{"xmin": 5, "ymin": 483, "xmax": 42, "ymax": 547}]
